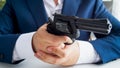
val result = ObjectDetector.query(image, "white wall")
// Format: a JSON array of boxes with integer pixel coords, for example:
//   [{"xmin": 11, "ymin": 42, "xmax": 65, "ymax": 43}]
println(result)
[{"xmin": 112, "ymin": 0, "xmax": 120, "ymax": 20}]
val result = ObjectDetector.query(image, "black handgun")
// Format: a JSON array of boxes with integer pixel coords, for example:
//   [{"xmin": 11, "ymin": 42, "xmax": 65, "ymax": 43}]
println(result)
[{"xmin": 47, "ymin": 14, "xmax": 112, "ymax": 44}]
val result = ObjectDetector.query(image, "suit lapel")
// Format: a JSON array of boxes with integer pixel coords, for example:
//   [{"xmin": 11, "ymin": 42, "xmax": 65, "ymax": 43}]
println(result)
[
  {"xmin": 62, "ymin": 0, "xmax": 81, "ymax": 16},
  {"xmin": 26, "ymin": 0, "xmax": 81, "ymax": 27},
  {"xmin": 26, "ymin": 0, "xmax": 48, "ymax": 28}
]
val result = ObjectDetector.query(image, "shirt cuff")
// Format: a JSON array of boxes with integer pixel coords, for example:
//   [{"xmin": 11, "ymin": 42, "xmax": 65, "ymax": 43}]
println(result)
[
  {"xmin": 76, "ymin": 40, "xmax": 100, "ymax": 64},
  {"xmin": 12, "ymin": 32, "xmax": 35, "ymax": 62}
]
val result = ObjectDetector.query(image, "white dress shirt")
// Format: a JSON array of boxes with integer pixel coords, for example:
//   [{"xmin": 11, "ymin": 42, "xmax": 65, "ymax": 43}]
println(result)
[{"xmin": 13, "ymin": 0, "xmax": 100, "ymax": 64}]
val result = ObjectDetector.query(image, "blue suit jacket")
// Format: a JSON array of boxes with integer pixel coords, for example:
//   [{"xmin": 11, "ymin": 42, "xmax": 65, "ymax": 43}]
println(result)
[{"xmin": 0, "ymin": 0, "xmax": 120, "ymax": 64}]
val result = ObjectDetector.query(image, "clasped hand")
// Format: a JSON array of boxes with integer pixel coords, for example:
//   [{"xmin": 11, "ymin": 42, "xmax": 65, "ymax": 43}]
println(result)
[{"xmin": 32, "ymin": 24, "xmax": 80, "ymax": 66}]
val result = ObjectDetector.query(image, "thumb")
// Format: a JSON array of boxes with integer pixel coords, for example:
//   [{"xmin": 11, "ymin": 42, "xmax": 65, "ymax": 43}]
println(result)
[{"xmin": 63, "ymin": 36, "xmax": 73, "ymax": 45}]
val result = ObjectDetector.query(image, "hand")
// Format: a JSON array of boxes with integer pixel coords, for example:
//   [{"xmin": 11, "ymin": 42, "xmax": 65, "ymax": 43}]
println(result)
[
  {"xmin": 35, "ymin": 41, "xmax": 80, "ymax": 66},
  {"xmin": 32, "ymin": 24, "xmax": 72, "ymax": 53}
]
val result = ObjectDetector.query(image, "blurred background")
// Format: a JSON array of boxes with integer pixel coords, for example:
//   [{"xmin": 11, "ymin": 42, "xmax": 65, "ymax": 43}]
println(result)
[
  {"xmin": 0, "ymin": 0, "xmax": 119, "ymax": 20},
  {"xmin": 103, "ymin": 0, "xmax": 120, "ymax": 20},
  {"xmin": 0, "ymin": 0, "xmax": 5, "ymax": 10}
]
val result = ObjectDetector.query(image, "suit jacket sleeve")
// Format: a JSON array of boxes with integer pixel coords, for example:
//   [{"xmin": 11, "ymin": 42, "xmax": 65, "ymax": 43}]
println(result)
[
  {"xmin": 90, "ymin": 0, "xmax": 120, "ymax": 63},
  {"xmin": 0, "ymin": 0, "xmax": 20, "ymax": 63}
]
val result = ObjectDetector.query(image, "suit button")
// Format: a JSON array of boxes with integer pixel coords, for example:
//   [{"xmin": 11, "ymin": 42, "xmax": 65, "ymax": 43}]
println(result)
[{"xmin": 0, "ymin": 54, "xmax": 4, "ymax": 59}]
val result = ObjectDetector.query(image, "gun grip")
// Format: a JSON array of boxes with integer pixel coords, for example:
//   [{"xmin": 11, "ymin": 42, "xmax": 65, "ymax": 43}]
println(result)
[
  {"xmin": 47, "ymin": 23, "xmax": 80, "ymax": 45},
  {"xmin": 47, "ymin": 16, "xmax": 80, "ymax": 45}
]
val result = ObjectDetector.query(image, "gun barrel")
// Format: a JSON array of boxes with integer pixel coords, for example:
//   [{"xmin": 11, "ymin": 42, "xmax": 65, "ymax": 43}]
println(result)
[
  {"xmin": 76, "ymin": 18, "xmax": 112, "ymax": 34},
  {"xmin": 47, "ymin": 13, "xmax": 112, "ymax": 39}
]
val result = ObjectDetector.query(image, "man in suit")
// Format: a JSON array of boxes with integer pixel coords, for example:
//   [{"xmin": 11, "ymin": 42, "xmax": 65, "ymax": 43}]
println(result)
[{"xmin": 0, "ymin": 0, "xmax": 120, "ymax": 66}]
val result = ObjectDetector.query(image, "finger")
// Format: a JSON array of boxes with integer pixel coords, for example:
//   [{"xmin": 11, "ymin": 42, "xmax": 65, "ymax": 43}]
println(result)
[
  {"xmin": 56, "ymin": 36, "xmax": 73, "ymax": 44},
  {"xmin": 49, "ymin": 36, "xmax": 73, "ymax": 46},
  {"xmin": 40, "ymin": 24, "xmax": 48, "ymax": 29},
  {"xmin": 35, "ymin": 50, "xmax": 63, "ymax": 65},
  {"xmin": 63, "ymin": 36, "xmax": 73, "ymax": 45},
  {"xmin": 47, "ymin": 46, "xmax": 68, "ymax": 58}
]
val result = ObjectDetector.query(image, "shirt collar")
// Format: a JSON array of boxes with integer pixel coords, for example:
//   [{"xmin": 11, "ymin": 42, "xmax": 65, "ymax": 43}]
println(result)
[
  {"xmin": 58, "ymin": 0, "xmax": 64, "ymax": 5},
  {"xmin": 43, "ymin": 0, "xmax": 64, "ymax": 6}
]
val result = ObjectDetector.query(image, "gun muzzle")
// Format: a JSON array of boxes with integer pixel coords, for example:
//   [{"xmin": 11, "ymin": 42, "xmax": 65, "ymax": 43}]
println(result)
[{"xmin": 75, "ymin": 18, "xmax": 112, "ymax": 35}]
